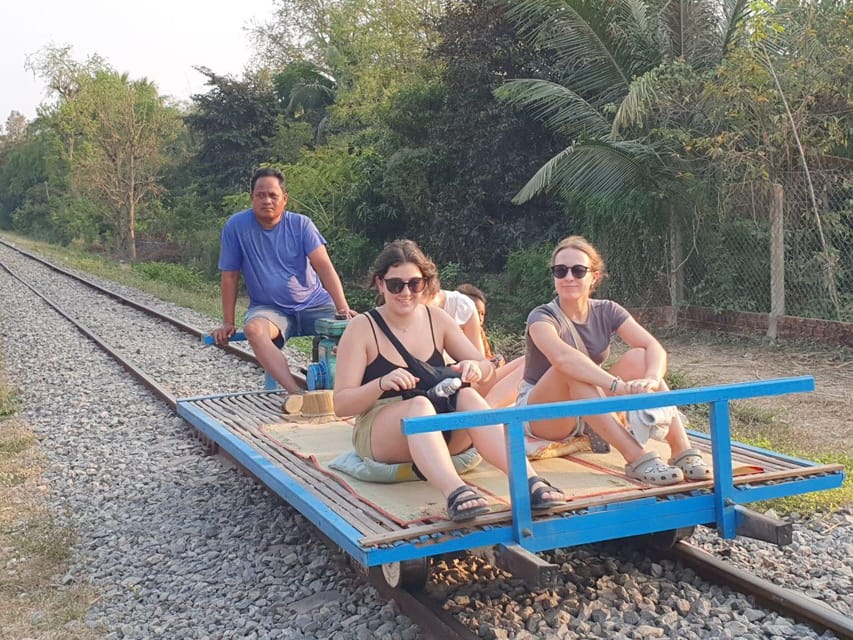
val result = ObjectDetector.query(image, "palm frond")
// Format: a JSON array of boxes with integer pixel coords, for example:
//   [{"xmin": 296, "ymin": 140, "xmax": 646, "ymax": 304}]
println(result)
[
  {"xmin": 658, "ymin": 0, "xmax": 747, "ymax": 68},
  {"xmin": 495, "ymin": 79, "xmax": 610, "ymax": 138},
  {"xmin": 502, "ymin": 0, "xmax": 635, "ymax": 106},
  {"xmin": 552, "ymin": 140, "xmax": 662, "ymax": 202},
  {"xmin": 512, "ymin": 146, "xmax": 577, "ymax": 204},
  {"xmin": 719, "ymin": 0, "xmax": 751, "ymax": 58},
  {"xmin": 513, "ymin": 139, "xmax": 663, "ymax": 204},
  {"xmin": 287, "ymin": 81, "xmax": 335, "ymax": 114},
  {"xmin": 611, "ymin": 70, "xmax": 660, "ymax": 136}
]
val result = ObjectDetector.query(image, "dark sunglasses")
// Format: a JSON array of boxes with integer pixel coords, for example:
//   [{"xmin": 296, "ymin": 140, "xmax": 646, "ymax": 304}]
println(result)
[
  {"xmin": 383, "ymin": 277, "xmax": 428, "ymax": 294},
  {"xmin": 550, "ymin": 264, "xmax": 591, "ymax": 279}
]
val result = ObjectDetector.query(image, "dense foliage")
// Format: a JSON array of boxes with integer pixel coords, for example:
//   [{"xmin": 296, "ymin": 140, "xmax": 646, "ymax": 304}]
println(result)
[{"xmin": 0, "ymin": 0, "xmax": 850, "ymax": 322}]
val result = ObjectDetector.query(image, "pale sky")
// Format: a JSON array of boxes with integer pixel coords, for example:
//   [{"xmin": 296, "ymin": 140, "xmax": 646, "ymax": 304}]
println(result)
[{"xmin": 1, "ymin": 0, "xmax": 275, "ymax": 124}]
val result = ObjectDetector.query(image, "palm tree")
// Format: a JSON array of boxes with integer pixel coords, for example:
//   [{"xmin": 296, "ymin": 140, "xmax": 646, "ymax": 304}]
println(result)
[
  {"xmin": 495, "ymin": 0, "xmax": 750, "ymax": 307},
  {"xmin": 497, "ymin": 0, "xmax": 749, "ymax": 202}
]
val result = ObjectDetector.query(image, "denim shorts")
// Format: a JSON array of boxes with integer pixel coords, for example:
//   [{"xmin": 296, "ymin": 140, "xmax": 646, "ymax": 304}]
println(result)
[
  {"xmin": 516, "ymin": 380, "xmax": 584, "ymax": 438},
  {"xmin": 244, "ymin": 304, "xmax": 336, "ymax": 346}
]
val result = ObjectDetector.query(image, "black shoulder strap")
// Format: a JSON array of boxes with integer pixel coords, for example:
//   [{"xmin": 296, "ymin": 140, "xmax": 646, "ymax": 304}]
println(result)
[
  {"xmin": 367, "ymin": 309, "xmax": 419, "ymax": 370},
  {"xmin": 365, "ymin": 313, "xmax": 380, "ymax": 350},
  {"xmin": 424, "ymin": 306, "xmax": 438, "ymax": 350}
]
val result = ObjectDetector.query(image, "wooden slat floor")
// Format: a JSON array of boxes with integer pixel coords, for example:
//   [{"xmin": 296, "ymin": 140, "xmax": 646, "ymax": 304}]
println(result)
[{"xmin": 183, "ymin": 391, "xmax": 842, "ymax": 549}]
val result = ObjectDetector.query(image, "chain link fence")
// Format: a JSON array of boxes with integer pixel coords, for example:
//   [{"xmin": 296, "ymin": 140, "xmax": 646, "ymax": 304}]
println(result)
[
  {"xmin": 682, "ymin": 169, "xmax": 851, "ymax": 323},
  {"xmin": 608, "ymin": 169, "xmax": 852, "ymax": 325}
]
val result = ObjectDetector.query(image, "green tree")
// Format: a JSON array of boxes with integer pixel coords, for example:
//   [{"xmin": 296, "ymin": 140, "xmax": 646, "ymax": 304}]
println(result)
[
  {"xmin": 25, "ymin": 45, "xmax": 110, "ymax": 164},
  {"xmin": 252, "ymin": 0, "xmax": 444, "ymax": 129},
  {"xmin": 378, "ymin": 0, "xmax": 566, "ymax": 269},
  {"xmin": 2, "ymin": 111, "xmax": 28, "ymax": 145},
  {"xmin": 60, "ymin": 71, "xmax": 183, "ymax": 261},
  {"xmin": 493, "ymin": 0, "xmax": 750, "ymax": 304},
  {"xmin": 184, "ymin": 67, "xmax": 288, "ymax": 199},
  {"xmin": 695, "ymin": 0, "xmax": 853, "ymax": 319}
]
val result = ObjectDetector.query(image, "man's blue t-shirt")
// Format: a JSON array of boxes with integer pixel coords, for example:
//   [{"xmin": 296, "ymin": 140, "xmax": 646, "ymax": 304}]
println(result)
[{"xmin": 218, "ymin": 209, "xmax": 333, "ymax": 313}]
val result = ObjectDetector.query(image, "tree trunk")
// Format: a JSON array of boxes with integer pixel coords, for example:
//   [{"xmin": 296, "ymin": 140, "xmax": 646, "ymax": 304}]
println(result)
[
  {"xmin": 128, "ymin": 164, "xmax": 137, "ymax": 263},
  {"xmin": 128, "ymin": 200, "xmax": 137, "ymax": 263}
]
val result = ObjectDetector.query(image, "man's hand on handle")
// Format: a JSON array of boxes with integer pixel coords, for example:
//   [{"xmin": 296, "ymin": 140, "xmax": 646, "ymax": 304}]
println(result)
[{"xmin": 212, "ymin": 323, "xmax": 237, "ymax": 345}]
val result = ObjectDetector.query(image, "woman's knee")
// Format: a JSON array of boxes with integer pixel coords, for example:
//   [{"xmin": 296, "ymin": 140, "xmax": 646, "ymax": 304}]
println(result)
[
  {"xmin": 611, "ymin": 348, "xmax": 648, "ymax": 377},
  {"xmin": 455, "ymin": 386, "xmax": 488, "ymax": 409},
  {"xmin": 405, "ymin": 395, "xmax": 437, "ymax": 415}
]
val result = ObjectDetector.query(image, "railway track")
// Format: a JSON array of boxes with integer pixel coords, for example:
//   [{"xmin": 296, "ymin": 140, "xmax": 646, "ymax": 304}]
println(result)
[
  {"xmin": 0, "ymin": 238, "xmax": 476, "ymax": 639},
  {"xmin": 1, "ymin": 237, "xmax": 850, "ymax": 640}
]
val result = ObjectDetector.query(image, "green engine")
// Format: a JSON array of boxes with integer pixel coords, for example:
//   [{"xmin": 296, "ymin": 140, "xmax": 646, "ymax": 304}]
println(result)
[{"xmin": 306, "ymin": 317, "xmax": 350, "ymax": 390}]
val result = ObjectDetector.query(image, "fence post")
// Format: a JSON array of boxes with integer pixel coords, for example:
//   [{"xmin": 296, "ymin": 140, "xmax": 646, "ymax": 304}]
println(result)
[
  {"xmin": 768, "ymin": 182, "xmax": 785, "ymax": 340},
  {"xmin": 669, "ymin": 205, "xmax": 684, "ymax": 327}
]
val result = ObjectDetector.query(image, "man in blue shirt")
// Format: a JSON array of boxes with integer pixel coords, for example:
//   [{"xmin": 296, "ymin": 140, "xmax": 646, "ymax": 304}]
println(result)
[{"xmin": 212, "ymin": 167, "xmax": 356, "ymax": 393}]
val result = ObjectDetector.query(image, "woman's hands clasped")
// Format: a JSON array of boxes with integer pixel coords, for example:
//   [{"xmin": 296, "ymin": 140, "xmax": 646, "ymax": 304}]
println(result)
[
  {"xmin": 613, "ymin": 377, "xmax": 662, "ymax": 395},
  {"xmin": 453, "ymin": 360, "xmax": 484, "ymax": 384}
]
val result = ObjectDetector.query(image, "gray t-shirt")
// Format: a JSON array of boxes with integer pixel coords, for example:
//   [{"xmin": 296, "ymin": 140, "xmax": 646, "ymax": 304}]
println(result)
[{"xmin": 523, "ymin": 298, "xmax": 631, "ymax": 384}]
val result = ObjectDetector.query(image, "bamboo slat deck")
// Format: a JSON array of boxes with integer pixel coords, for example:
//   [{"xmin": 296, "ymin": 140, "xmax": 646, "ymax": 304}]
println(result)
[{"xmin": 182, "ymin": 391, "xmax": 844, "ymax": 550}]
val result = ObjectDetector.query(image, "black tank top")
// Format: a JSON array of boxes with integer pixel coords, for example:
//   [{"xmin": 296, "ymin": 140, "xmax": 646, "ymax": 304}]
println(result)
[{"xmin": 362, "ymin": 307, "xmax": 444, "ymax": 399}]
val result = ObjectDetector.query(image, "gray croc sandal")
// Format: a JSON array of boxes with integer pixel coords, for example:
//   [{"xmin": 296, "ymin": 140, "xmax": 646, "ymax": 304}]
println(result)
[
  {"xmin": 625, "ymin": 451, "xmax": 684, "ymax": 486},
  {"xmin": 669, "ymin": 448, "xmax": 713, "ymax": 481}
]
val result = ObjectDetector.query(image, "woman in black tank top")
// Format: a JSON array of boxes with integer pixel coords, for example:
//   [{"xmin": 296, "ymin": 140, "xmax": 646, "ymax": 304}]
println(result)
[{"xmin": 333, "ymin": 240, "xmax": 566, "ymax": 522}]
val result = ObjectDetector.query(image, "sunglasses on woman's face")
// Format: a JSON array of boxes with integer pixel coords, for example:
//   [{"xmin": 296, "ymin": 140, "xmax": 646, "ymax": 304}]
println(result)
[
  {"xmin": 550, "ymin": 264, "xmax": 591, "ymax": 279},
  {"xmin": 383, "ymin": 277, "xmax": 428, "ymax": 294}
]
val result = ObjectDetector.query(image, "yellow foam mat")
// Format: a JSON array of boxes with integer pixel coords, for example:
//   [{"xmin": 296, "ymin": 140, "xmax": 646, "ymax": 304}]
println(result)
[{"xmin": 261, "ymin": 421, "xmax": 639, "ymax": 524}]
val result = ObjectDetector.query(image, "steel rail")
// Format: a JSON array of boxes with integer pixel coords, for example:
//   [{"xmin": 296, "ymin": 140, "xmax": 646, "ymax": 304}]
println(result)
[
  {"xmin": 0, "ymin": 259, "xmax": 179, "ymax": 410},
  {"xmin": 0, "ymin": 238, "xmax": 277, "ymax": 373},
  {"xmin": 2, "ymin": 246, "xmax": 848, "ymax": 640},
  {"xmin": 668, "ymin": 541, "xmax": 853, "ymax": 639},
  {"xmin": 0, "ymin": 252, "xmax": 472, "ymax": 640}
]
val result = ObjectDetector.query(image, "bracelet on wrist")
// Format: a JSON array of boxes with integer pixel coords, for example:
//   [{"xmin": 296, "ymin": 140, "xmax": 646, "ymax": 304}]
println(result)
[
  {"xmin": 610, "ymin": 377, "xmax": 622, "ymax": 393},
  {"xmin": 378, "ymin": 375, "xmax": 385, "ymax": 392}
]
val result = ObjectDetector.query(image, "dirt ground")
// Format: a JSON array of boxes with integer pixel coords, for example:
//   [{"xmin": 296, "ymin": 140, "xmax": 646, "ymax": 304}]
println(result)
[{"xmin": 659, "ymin": 332, "xmax": 852, "ymax": 457}]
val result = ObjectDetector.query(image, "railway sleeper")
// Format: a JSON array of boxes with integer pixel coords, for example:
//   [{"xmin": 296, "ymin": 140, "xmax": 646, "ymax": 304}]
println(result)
[
  {"xmin": 471, "ymin": 544, "xmax": 560, "ymax": 590},
  {"xmin": 730, "ymin": 504, "xmax": 793, "ymax": 546}
]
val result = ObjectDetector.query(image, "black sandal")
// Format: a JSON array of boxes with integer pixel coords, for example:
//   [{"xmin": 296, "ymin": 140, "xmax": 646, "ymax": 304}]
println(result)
[
  {"xmin": 446, "ymin": 485, "xmax": 490, "ymax": 522},
  {"xmin": 528, "ymin": 475, "xmax": 567, "ymax": 510}
]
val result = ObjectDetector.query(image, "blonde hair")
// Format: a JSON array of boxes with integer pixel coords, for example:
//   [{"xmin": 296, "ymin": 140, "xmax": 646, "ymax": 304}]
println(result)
[{"xmin": 551, "ymin": 235, "xmax": 606, "ymax": 292}]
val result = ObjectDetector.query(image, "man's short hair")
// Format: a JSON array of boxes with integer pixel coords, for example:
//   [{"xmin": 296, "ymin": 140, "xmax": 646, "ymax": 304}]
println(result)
[{"xmin": 251, "ymin": 167, "xmax": 286, "ymax": 192}]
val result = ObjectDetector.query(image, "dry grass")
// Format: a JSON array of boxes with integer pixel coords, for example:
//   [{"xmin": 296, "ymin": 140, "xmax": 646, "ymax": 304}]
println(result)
[{"xmin": 0, "ymin": 377, "xmax": 100, "ymax": 640}]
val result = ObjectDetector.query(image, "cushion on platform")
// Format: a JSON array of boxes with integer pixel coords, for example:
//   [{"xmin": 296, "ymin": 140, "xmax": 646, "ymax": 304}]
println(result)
[{"xmin": 329, "ymin": 447, "xmax": 482, "ymax": 484}]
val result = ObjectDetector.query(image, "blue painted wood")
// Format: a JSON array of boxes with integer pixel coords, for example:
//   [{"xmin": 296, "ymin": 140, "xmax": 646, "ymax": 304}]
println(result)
[
  {"xmin": 176, "ymin": 401, "xmax": 371, "ymax": 566},
  {"xmin": 401, "ymin": 376, "xmax": 818, "ymax": 547},
  {"xmin": 202, "ymin": 332, "xmax": 248, "ymax": 344},
  {"xmin": 175, "ymin": 375, "xmax": 845, "ymax": 569},
  {"xmin": 710, "ymin": 400, "xmax": 738, "ymax": 538},
  {"xmin": 401, "ymin": 377, "xmax": 815, "ymax": 435},
  {"xmin": 505, "ymin": 419, "xmax": 534, "ymax": 542},
  {"xmin": 733, "ymin": 475, "xmax": 843, "ymax": 503}
]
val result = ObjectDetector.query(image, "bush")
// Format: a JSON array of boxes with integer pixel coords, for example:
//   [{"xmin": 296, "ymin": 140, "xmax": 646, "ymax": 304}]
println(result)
[
  {"xmin": 326, "ymin": 228, "xmax": 376, "ymax": 280},
  {"xmin": 132, "ymin": 262, "xmax": 205, "ymax": 289},
  {"xmin": 494, "ymin": 244, "xmax": 554, "ymax": 328}
]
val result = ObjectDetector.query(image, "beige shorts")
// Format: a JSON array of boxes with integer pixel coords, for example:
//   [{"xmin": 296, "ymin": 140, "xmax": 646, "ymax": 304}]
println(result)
[
  {"xmin": 352, "ymin": 396, "xmax": 403, "ymax": 460},
  {"xmin": 517, "ymin": 380, "xmax": 584, "ymax": 438}
]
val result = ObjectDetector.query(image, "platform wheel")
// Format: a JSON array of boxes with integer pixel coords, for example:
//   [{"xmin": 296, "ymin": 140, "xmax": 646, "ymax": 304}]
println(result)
[
  {"xmin": 644, "ymin": 525, "xmax": 696, "ymax": 550},
  {"xmin": 381, "ymin": 558, "xmax": 430, "ymax": 591}
]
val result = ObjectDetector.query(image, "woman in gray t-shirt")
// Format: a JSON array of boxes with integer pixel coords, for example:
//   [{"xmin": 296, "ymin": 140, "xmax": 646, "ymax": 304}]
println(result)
[{"xmin": 521, "ymin": 236, "xmax": 712, "ymax": 486}]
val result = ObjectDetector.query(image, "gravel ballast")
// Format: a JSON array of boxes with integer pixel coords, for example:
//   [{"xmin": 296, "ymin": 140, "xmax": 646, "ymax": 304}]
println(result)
[{"xmin": 0, "ymin": 244, "xmax": 849, "ymax": 640}]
